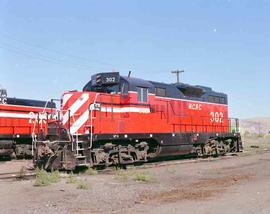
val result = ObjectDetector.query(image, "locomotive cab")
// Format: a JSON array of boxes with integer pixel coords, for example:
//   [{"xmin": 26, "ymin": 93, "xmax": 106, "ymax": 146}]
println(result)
[
  {"xmin": 83, "ymin": 72, "xmax": 128, "ymax": 95},
  {"xmin": 82, "ymin": 72, "xmax": 154, "ymax": 100}
]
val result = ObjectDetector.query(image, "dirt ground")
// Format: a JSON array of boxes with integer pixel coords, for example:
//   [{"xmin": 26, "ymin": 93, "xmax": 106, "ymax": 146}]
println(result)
[{"xmin": 0, "ymin": 138, "xmax": 270, "ymax": 214}]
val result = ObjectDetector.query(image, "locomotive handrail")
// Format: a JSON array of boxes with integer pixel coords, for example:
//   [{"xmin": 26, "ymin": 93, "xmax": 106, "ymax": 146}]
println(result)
[
  {"xmin": 89, "ymin": 93, "xmax": 100, "ymax": 149},
  {"xmin": 228, "ymin": 118, "xmax": 240, "ymax": 133},
  {"xmin": 31, "ymin": 99, "xmax": 54, "ymax": 155},
  {"xmin": 172, "ymin": 123, "xmax": 228, "ymax": 133},
  {"xmin": 164, "ymin": 100, "xmax": 233, "ymax": 134}
]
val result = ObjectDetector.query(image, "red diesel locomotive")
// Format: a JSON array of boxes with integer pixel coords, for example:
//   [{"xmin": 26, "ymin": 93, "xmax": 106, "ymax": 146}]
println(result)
[
  {"xmin": 0, "ymin": 88, "xmax": 55, "ymax": 158},
  {"xmin": 34, "ymin": 72, "xmax": 242, "ymax": 170}
]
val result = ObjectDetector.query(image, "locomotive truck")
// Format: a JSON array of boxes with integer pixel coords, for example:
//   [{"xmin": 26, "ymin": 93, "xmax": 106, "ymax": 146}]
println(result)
[
  {"xmin": 34, "ymin": 72, "xmax": 242, "ymax": 170},
  {"xmin": 0, "ymin": 87, "xmax": 55, "ymax": 158}
]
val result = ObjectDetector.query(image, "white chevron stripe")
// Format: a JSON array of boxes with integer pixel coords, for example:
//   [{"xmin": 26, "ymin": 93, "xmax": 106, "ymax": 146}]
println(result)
[
  {"xmin": 62, "ymin": 93, "xmax": 89, "ymax": 125},
  {"xmin": 70, "ymin": 110, "xmax": 89, "ymax": 134},
  {"xmin": 62, "ymin": 93, "xmax": 73, "ymax": 107}
]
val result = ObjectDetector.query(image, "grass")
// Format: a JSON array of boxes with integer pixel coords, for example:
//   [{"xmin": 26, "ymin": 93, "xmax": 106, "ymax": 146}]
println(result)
[
  {"xmin": 115, "ymin": 169, "xmax": 134, "ymax": 181},
  {"xmin": 66, "ymin": 172, "xmax": 78, "ymax": 184},
  {"xmin": 133, "ymin": 171, "xmax": 152, "ymax": 182},
  {"xmin": 34, "ymin": 169, "xmax": 51, "ymax": 186},
  {"xmin": 65, "ymin": 172, "xmax": 90, "ymax": 190},
  {"xmin": 115, "ymin": 168, "xmax": 154, "ymax": 183},
  {"xmin": 49, "ymin": 170, "xmax": 61, "ymax": 183},
  {"xmin": 85, "ymin": 167, "xmax": 98, "ymax": 176},
  {"xmin": 76, "ymin": 179, "xmax": 89, "ymax": 190},
  {"xmin": 34, "ymin": 169, "xmax": 61, "ymax": 187}
]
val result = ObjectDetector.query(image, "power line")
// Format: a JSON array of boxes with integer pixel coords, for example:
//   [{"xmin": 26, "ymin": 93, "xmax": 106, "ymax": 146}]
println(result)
[
  {"xmin": 0, "ymin": 31, "xmax": 179, "ymax": 77},
  {"xmin": 0, "ymin": 31, "xmax": 120, "ymax": 69},
  {"xmin": 0, "ymin": 42, "xmax": 106, "ymax": 70}
]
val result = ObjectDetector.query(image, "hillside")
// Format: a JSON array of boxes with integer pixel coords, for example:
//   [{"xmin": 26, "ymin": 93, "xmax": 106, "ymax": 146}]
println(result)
[{"xmin": 240, "ymin": 117, "xmax": 270, "ymax": 134}]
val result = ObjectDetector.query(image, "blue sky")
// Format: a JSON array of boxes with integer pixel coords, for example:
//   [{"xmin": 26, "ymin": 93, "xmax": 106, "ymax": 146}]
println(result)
[{"xmin": 0, "ymin": 0, "xmax": 269, "ymax": 119}]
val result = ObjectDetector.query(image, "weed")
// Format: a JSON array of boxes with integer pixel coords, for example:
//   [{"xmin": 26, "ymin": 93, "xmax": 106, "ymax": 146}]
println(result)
[
  {"xmin": 85, "ymin": 167, "xmax": 98, "ymax": 176},
  {"xmin": 34, "ymin": 169, "xmax": 50, "ymax": 186},
  {"xmin": 115, "ymin": 168, "xmax": 154, "ymax": 183},
  {"xmin": 66, "ymin": 173, "xmax": 90, "ymax": 190},
  {"xmin": 116, "ymin": 169, "xmax": 131, "ymax": 181},
  {"xmin": 34, "ymin": 169, "xmax": 61, "ymax": 187},
  {"xmin": 66, "ymin": 172, "xmax": 78, "ymax": 184},
  {"xmin": 49, "ymin": 170, "xmax": 60, "ymax": 183},
  {"xmin": 133, "ymin": 172, "xmax": 152, "ymax": 182},
  {"xmin": 76, "ymin": 179, "xmax": 89, "ymax": 190}
]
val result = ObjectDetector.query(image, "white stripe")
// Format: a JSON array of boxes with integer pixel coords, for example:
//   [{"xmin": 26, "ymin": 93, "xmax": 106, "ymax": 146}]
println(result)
[
  {"xmin": 70, "ymin": 110, "xmax": 89, "ymax": 134},
  {"xmin": 62, "ymin": 93, "xmax": 89, "ymax": 125},
  {"xmin": 0, "ymin": 112, "xmax": 47, "ymax": 119},
  {"xmin": 0, "ymin": 112, "xmax": 32, "ymax": 119},
  {"xmin": 100, "ymin": 107, "xmax": 150, "ymax": 113},
  {"xmin": 62, "ymin": 93, "xmax": 73, "ymax": 107}
]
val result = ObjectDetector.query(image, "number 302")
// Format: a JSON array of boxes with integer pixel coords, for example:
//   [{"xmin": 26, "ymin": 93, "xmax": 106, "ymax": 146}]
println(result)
[
  {"xmin": 210, "ymin": 112, "xmax": 224, "ymax": 123},
  {"xmin": 106, "ymin": 77, "xmax": 115, "ymax": 83}
]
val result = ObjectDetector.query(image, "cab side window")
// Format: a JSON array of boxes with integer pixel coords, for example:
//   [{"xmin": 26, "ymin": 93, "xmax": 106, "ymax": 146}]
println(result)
[
  {"xmin": 121, "ymin": 82, "xmax": 128, "ymax": 95},
  {"xmin": 137, "ymin": 87, "xmax": 148, "ymax": 102},
  {"xmin": 155, "ymin": 87, "xmax": 166, "ymax": 97}
]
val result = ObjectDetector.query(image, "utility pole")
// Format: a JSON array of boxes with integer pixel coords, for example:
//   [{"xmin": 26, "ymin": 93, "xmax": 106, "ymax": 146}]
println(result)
[
  {"xmin": 0, "ymin": 86, "xmax": 7, "ymax": 104},
  {"xmin": 171, "ymin": 70, "xmax": 184, "ymax": 83}
]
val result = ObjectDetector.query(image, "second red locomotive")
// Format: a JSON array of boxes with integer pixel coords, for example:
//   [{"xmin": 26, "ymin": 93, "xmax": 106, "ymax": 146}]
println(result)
[
  {"xmin": 0, "ymin": 88, "xmax": 55, "ymax": 158},
  {"xmin": 34, "ymin": 72, "xmax": 242, "ymax": 170}
]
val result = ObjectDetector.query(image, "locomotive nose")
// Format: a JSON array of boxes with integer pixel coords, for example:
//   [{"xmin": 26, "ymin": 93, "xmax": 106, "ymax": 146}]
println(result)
[{"xmin": 61, "ymin": 92, "xmax": 95, "ymax": 135}]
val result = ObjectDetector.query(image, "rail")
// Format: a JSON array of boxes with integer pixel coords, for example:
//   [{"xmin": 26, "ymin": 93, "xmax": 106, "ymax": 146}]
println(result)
[{"xmin": 171, "ymin": 118, "xmax": 239, "ymax": 134}]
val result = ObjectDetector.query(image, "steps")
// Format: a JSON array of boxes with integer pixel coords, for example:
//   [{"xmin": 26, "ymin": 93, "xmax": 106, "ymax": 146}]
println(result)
[{"xmin": 74, "ymin": 139, "xmax": 87, "ymax": 165}]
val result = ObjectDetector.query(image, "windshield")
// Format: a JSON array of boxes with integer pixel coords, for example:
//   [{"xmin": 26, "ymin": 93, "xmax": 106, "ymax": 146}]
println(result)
[{"xmin": 91, "ymin": 84, "xmax": 120, "ymax": 94}]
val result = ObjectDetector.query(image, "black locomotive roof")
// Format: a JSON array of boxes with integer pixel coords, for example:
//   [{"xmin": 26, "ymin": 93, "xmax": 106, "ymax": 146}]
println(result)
[
  {"xmin": 122, "ymin": 75, "xmax": 227, "ymax": 104},
  {"xmin": 122, "ymin": 76, "xmax": 154, "ymax": 88},
  {"xmin": 1, "ymin": 87, "xmax": 55, "ymax": 108},
  {"xmin": 6, "ymin": 97, "xmax": 56, "ymax": 108},
  {"xmin": 83, "ymin": 72, "xmax": 228, "ymax": 104}
]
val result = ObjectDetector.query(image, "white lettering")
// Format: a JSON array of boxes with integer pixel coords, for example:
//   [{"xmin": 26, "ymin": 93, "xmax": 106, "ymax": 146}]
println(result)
[
  {"xmin": 0, "ymin": 94, "xmax": 7, "ymax": 104},
  {"xmin": 188, "ymin": 103, "xmax": 202, "ymax": 111},
  {"xmin": 105, "ymin": 77, "xmax": 116, "ymax": 83},
  {"xmin": 0, "ymin": 97, "xmax": 7, "ymax": 104},
  {"xmin": 28, "ymin": 112, "xmax": 47, "ymax": 125},
  {"xmin": 210, "ymin": 112, "xmax": 224, "ymax": 123}
]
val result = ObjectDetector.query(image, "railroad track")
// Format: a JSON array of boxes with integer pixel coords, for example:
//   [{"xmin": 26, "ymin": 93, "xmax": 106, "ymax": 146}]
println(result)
[
  {"xmin": 0, "ymin": 170, "xmax": 35, "ymax": 180},
  {"xmin": 138, "ymin": 153, "xmax": 238, "ymax": 169},
  {"xmin": 96, "ymin": 153, "xmax": 239, "ymax": 174},
  {"xmin": 0, "ymin": 153, "xmax": 239, "ymax": 180}
]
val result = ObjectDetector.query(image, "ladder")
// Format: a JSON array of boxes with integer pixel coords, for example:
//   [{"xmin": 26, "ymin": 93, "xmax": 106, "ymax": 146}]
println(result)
[
  {"xmin": 71, "ymin": 93, "xmax": 100, "ymax": 166},
  {"xmin": 73, "ymin": 134, "xmax": 87, "ymax": 166}
]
